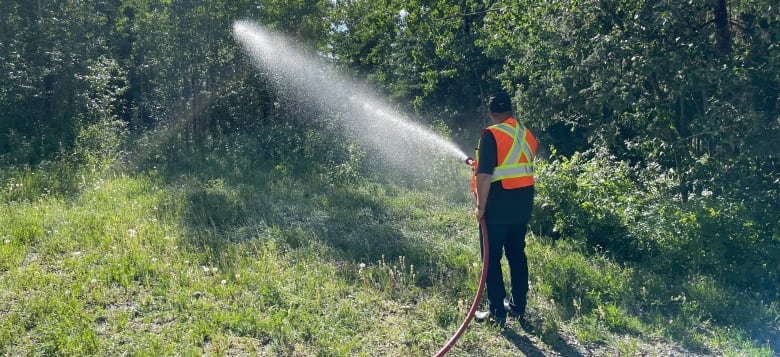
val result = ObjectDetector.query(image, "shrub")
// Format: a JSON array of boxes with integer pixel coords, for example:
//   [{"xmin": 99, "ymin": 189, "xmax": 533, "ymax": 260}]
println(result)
[{"xmin": 533, "ymin": 146, "xmax": 779, "ymax": 299}]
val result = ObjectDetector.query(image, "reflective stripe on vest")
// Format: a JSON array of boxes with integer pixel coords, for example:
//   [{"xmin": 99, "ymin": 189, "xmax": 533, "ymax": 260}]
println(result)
[{"xmin": 489, "ymin": 122, "xmax": 534, "ymax": 183}]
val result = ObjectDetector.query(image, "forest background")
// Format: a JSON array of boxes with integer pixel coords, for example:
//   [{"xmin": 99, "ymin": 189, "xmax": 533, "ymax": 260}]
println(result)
[{"xmin": 1, "ymin": 0, "xmax": 778, "ymax": 355}]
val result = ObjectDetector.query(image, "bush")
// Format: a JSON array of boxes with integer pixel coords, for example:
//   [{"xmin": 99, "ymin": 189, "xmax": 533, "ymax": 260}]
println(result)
[
  {"xmin": 533, "ymin": 147, "xmax": 779, "ymax": 299},
  {"xmin": 533, "ymin": 147, "xmax": 656, "ymax": 261}
]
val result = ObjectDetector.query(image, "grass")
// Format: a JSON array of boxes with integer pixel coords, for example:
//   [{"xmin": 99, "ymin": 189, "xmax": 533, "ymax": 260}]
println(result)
[{"xmin": 0, "ymin": 143, "xmax": 777, "ymax": 356}]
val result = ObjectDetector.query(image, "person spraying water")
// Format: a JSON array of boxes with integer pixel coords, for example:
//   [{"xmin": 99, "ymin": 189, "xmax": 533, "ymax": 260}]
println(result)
[
  {"xmin": 471, "ymin": 92, "xmax": 537, "ymax": 326},
  {"xmin": 434, "ymin": 92, "xmax": 537, "ymax": 355},
  {"xmin": 233, "ymin": 20, "xmax": 523, "ymax": 355}
]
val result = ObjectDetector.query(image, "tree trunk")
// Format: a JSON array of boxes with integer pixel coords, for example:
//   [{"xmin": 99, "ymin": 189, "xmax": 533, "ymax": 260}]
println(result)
[{"xmin": 714, "ymin": 0, "xmax": 731, "ymax": 55}]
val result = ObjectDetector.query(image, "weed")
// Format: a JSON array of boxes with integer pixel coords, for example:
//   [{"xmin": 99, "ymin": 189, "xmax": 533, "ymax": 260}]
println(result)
[{"xmin": 1, "ymin": 136, "xmax": 777, "ymax": 356}]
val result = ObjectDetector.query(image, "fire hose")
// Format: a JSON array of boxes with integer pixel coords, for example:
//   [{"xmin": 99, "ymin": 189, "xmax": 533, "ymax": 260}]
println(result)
[{"xmin": 432, "ymin": 157, "xmax": 489, "ymax": 356}]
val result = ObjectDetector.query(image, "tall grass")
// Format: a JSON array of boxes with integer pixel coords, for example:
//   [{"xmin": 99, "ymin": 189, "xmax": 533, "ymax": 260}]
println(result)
[{"xmin": 1, "ymin": 130, "xmax": 777, "ymax": 356}]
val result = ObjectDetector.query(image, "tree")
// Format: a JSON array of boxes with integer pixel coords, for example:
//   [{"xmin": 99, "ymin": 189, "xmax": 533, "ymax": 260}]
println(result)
[
  {"xmin": 0, "ymin": 0, "xmax": 124, "ymax": 164},
  {"xmin": 478, "ymin": 0, "xmax": 779, "ymax": 296},
  {"xmin": 326, "ymin": 0, "xmax": 499, "ymax": 133}
]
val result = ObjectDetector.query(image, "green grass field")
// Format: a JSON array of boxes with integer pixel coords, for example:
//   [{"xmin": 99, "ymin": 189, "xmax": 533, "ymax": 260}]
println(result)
[{"xmin": 1, "ymin": 142, "xmax": 776, "ymax": 356}]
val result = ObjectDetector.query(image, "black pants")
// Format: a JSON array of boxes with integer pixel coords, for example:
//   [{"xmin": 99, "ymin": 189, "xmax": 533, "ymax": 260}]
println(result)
[{"xmin": 479, "ymin": 221, "xmax": 530, "ymax": 317}]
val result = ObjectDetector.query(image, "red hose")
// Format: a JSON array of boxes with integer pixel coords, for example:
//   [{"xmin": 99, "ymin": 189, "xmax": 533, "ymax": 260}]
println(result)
[{"xmin": 432, "ymin": 217, "xmax": 489, "ymax": 356}]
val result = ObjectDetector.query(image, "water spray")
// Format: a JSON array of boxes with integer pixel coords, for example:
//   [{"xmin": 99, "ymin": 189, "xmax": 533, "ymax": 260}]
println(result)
[
  {"xmin": 234, "ymin": 20, "xmax": 486, "ymax": 355},
  {"xmin": 232, "ymin": 20, "xmax": 469, "ymax": 175}
]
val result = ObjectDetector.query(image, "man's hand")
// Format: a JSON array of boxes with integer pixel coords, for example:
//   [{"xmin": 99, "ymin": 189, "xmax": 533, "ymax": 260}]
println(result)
[
  {"xmin": 475, "ymin": 173, "xmax": 492, "ymax": 222},
  {"xmin": 475, "ymin": 205, "xmax": 485, "ymax": 221}
]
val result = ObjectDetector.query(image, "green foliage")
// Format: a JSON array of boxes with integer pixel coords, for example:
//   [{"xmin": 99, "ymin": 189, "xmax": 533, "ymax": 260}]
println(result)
[
  {"xmin": 535, "ymin": 147, "xmax": 779, "ymax": 301},
  {"xmin": 533, "ymin": 148, "xmax": 654, "ymax": 260},
  {"xmin": 356, "ymin": 255, "xmax": 418, "ymax": 300},
  {"xmin": 2, "ymin": 0, "xmax": 780, "ymax": 355},
  {"xmin": 2, "ymin": 131, "xmax": 777, "ymax": 355},
  {"xmin": 258, "ymin": 0, "xmax": 333, "ymax": 45},
  {"xmin": 0, "ymin": 0, "xmax": 122, "ymax": 164},
  {"xmin": 480, "ymin": 0, "xmax": 780, "ymax": 164},
  {"xmin": 327, "ymin": 0, "xmax": 494, "ymax": 132},
  {"xmin": 0, "ymin": 161, "xmax": 79, "ymax": 202},
  {"xmin": 481, "ymin": 3, "xmax": 780, "ymax": 293},
  {"xmin": 55, "ymin": 54, "xmax": 130, "ymax": 177},
  {"xmin": 184, "ymin": 178, "xmax": 248, "ymax": 229},
  {"xmin": 532, "ymin": 238, "xmax": 633, "ymax": 319}
]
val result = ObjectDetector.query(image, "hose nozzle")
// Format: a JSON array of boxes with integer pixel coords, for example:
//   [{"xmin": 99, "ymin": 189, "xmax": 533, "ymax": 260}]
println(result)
[{"xmin": 464, "ymin": 157, "xmax": 475, "ymax": 166}]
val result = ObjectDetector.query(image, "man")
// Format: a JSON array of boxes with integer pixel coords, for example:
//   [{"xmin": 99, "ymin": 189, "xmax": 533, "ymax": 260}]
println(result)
[{"xmin": 472, "ymin": 92, "xmax": 537, "ymax": 326}]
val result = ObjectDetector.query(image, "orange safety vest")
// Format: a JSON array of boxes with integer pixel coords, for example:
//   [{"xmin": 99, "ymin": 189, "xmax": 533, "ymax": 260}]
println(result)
[{"xmin": 471, "ymin": 117, "xmax": 537, "ymax": 193}]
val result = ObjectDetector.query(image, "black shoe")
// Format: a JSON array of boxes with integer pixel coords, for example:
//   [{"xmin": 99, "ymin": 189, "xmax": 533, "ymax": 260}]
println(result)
[{"xmin": 503, "ymin": 297, "xmax": 525, "ymax": 317}]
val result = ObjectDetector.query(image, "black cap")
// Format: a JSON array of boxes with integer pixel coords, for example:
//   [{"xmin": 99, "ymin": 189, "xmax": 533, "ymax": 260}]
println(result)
[{"xmin": 488, "ymin": 92, "xmax": 512, "ymax": 113}]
